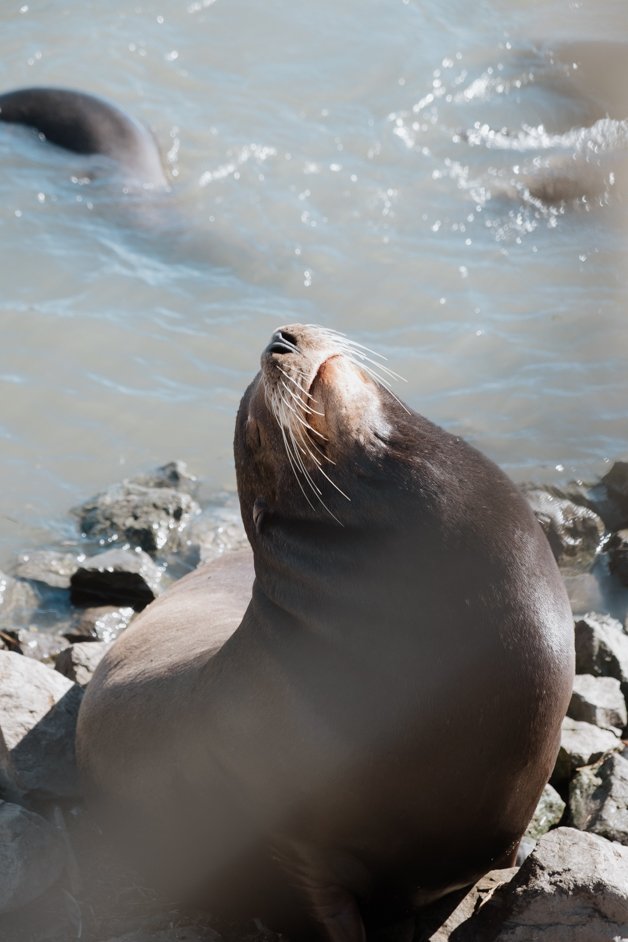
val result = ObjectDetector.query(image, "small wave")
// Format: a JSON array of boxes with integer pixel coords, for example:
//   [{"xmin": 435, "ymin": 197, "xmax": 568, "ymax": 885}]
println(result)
[{"xmin": 463, "ymin": 116, "xmax": 628, "ymax": 156}]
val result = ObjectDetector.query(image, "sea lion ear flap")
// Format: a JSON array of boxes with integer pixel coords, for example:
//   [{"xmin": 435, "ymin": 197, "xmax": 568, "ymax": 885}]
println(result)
[{"xmin": 253, "ymin": 498, "xmax": 268, "ymax": 534}]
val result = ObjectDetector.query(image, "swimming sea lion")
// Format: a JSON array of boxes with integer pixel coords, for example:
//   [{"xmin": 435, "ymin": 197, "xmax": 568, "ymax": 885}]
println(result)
[
  {"xmin": 0, "ymin": 86, "xmax": 168, "ymax": 188},
  {"xmin": 76, "ymin": 324, "xmax": 575, "ymax": 940}
]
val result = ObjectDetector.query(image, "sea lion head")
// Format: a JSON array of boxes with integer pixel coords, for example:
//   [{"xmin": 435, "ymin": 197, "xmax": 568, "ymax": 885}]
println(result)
[{"xmin": 235, "ymin": 323, "xmax": 421, "ymax": 543}]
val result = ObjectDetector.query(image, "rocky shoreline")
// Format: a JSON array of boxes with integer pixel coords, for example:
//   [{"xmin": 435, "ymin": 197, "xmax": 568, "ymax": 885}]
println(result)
[{"xmin": 1, "ymin": 460, "xmax": 627, "ymax": 942}]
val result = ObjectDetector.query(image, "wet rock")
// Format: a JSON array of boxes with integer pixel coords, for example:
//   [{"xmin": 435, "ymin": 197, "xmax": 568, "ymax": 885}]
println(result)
[
  {"xmin": 130, "ymin": 460, "xmax": 198, "ymax": 494},
  {"xmin": 427, "ymin": 869, "xmax": 518, "ymax": 941},
  {"xmin": 568, "ymin": 674, "xmax": 627, "ymax": 734},
  {"xmin": 551, "ymin": 716, "xmax": 623, "ymax": 786},
  {"xmin": 449, "ymin": 827, "xmax": 628, "ymax": 941},
  {"xmin": 608, "ymin": 529, "xmax": 628, "ymax": 586},
  {"xmin": 0, "ymin": 651, "xmax": 83, "ymax": 800},
  {"xmin": 55, "ymin": 641, "xmax": 112, "ymax": 687},
  {"xmin": 602, "ymin": 460, "xmax": 628, "ymax": 520},
  {"xmin": 70, "ymin": 548, "xmax": 162, "ymax": 611},
  {"xmin": 524, "ymin": 489, "xmax": 605, "ymax": 566},
  {"xmin": 18, "ymin": 628, "xmax": 71, "ymax": 664},
  {"xmin": 64, "ymin": 604, "xmax": 134, "ymax": 643},
  {"xmin": 0, "ymin": 571, "xmax": 39, "ymax": 628},
  {"xmin": 524, "ymin": 783, "xmax": 565, "ymax": 840},
  {"xmin": 14, "ymin": 550, "xmax": 80, "ymax": 590},
  {"xmin": 184, "ymin": 506, "xmax": 248, "ymax": 566},
  {"xmin": 575, "ymin": 612, "xmax": 628, "ymax": 684},
  {"xmin": 74, "ymin": 474, "xmax": 200, "ymax": 555},
  {"xmin": 569, "ymin": 751, "xmax": 628, "ymax": 844},
  {"xmin": 563, "ymin": 573, "xmax": 605, "ymax": 616},
  {"xmin": 0, "ymin": 801, "xmax": 66, "ymax": 913},
  {"xmin": 0, "ymin": 629, "xmax": 22, "ymax": 653}
]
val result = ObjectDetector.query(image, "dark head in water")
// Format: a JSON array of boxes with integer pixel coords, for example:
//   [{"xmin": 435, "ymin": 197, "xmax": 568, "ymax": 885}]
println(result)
[{"xmin": 0, "ymin": 86, "xmax": 168, "ymax": 188}]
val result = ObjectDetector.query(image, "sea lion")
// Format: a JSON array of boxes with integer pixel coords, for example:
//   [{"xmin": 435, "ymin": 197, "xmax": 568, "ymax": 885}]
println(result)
[
  {"xmin": 76, "ymin": 324, "xmax": 574, "ymax": 941},
  {"xmin": 463, "ymin": 40, "xmax": 628, "ymax": 207},
  {"xmin": 0, "ymin": 86, "xmax": 168, "ymax": 188}
]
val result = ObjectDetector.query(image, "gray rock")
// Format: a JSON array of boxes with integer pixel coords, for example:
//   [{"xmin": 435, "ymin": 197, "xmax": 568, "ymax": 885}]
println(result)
[
  {"xmin": 65, "ymin": 604, "xmax": 134, "ymax": 643},
  {"xmin": 609, "ymin": 529, "xmax": 628, "ymax": 586},
  {"xmin": 568, "ymin": 673, "xmax": 627, "ymax": 734},
  {"xmin": 55, "ymin": 641, "xmax": 112, "ymax": 687},
  {"xmin": 0, "ymin": 651, "xmax": 83, "ymax": 799},
  {"xmin": 184, "ymin": 506, "xmax": 248, "ymax": 565},
  {"xmin": 524, "ymin": 489, "xmax": 605, "ymax": 566},
  {"xmin": 0, "ymin": 629, "xmax": 22, "ymax": 653},
  {"xmin": 18, "ymin": 626, "xmax": 71, "ymax": 663},
  {"xmin": 70, "ymin": 548, "xmax": 162, "ymax": 611},
  {"xmin": 563, "ymin": 573, "xmax": 606, "ymax": 616},
  {"xmin": 74, "ymin": 477, "xmax": 200, "ymax": 555},
  {"xmin": 0, "ymin": 801, "xmax": 66, "ymax": 913},
  {"xmin": 0, "ymin": 725, "xmax": 22, "ymax": 804},
  {"xmin": 0, "ymin": 571, "xmax": 39, "ymax": 628},
  {"xmin": 449, "ymin": 827, "xmax": 628, "ymax": 941},
  {"xmin": 524, "ymin": 783, "xmax": 566, "ymax": 840},
  {"xmin": 575, "ymin": 612, "xmax": 628, "ymax": 684},
  {"xmin": 552, "ymin": 716, "xmax": 623, "ymax": 785},
  {"xmin": 569, "ymin": 751, "xmax": 628, "ymax": 844},
  {"xmin": 14, "ymin": 550, "xmax": 80, "ymax": 590},
  {"xmin": 602, "ymin": 460, "xmax": 628, "ymax": 520},
  {"xmin": 129, "ymin": 460, "xmax": 198, "ymax": 494},
  {"xmin": 428, "ymin": 869, "xmax": 518, "ymax": 941}
]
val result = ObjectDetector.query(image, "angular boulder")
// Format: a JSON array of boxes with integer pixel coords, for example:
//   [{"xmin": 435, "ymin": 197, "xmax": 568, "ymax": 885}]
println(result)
[
  {"xmin": 70, "ymin": 548, "xmax": 162, "ymax": 611},
  {"xmin": 184, "ymin": 506, "xmax": 248, "ymax": 566},
  {"xmin": 64, "ymin": 605, "xmax": 134, "ymax": 643},
  {"xmin": 569, "ymin": 751, "xmax": 628, "ymax": 844},
  {"xmin": 568, "ymin": 674, "xmax": 627, "ymax": 734},
  {"xmin": 0, "ymin": 651, "xmax": 83, "ymax": 800},
  {"xmin": 0, "ymin": 571, "xmax": 39, "ymax": 629},
  {"xmin": 55, "ymin": 641, "xmax": 112, "ymax": 687},
  {"xmin": 14, "ymin": 550, "xmax": 80, "ymax": 590},
  {"xmin": 524, "ymin": 783, "xmax": 565, "ymax": 840},
  {"xmin": 575, "ymin": 612, "xmax": 628, "ymax": 683},
  {"xmin": 524, "ymin": 490, "xmax": 605, "ymax": 566},
  {"xmin": 551, "ymin": 715, "xmax": 622, "ymax": 785},
  {"xmin": 129, "ymin": 460, "xmax": 198, "ymax": 493},
  {"xmin": 602, "ymin": 460, "xmax": 628, "ymax": 520},
  {"xmin": 608, "ymin": 530, "xmax": 628, "ymax": 586},
  {"xmin": 562, "ymin": 573, "xmax": 605, "ymax": 617},
  {"xmin": 74, "ymin": 463, "xmax": 200, "ymax": 555},
  {"xmin": 428, "ymin": 869, "xmax": 518, "ymax": 941},
  {"xmin": 449, "ymin": 827, "xmax": 628, "ymax": 941}
]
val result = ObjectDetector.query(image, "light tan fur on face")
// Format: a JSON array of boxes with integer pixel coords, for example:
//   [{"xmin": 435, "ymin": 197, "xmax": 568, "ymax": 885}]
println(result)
[{"xmin": 257, "ymin": 324, "xmax": 404, "ymax": 519}]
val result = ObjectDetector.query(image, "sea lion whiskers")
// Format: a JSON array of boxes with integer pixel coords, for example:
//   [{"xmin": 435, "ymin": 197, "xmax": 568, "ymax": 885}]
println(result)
[
  {"xmin": 277, "ymin": 386, "xmax": 350, "ymax": 502},
  {"xmin": 268, "ymin": 379, "xmax": 348, "ymax": 523},
  {"xmin": 304, "ymin": 326, "xmax": 410, "ymax": 414},
  {"xmin": 292, "ymin": 423, "xmax": 350, "ymax": 501},
  {"xmin": 279, "ymin": 379, "xmax": 323, "ymax": 420},
  {"xmin": 277, "ymin": 399, "xmax": 344, "ymax": 525},
  {"xmin": 276, "ymin": 384, "xmax": 327, "ymax": 440},
  {"xmin": 277, "ymin": 366, "xmax": 324, "ymax": 413}
]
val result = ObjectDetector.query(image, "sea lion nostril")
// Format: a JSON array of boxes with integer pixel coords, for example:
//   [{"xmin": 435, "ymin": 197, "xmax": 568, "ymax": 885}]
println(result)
[{"xmin": 267, "ymin": 330, "xmax": 298, "ymax": 355}]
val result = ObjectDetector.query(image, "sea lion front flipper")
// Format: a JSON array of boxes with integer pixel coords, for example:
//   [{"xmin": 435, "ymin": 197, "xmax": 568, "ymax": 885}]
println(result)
[
  {"xmin": 272, "ymin": 837, "xmax": 366, "ymax": 941},
  {"xmin": 304, "ymin": 883, "xmax": 366, "ymax": 942}
]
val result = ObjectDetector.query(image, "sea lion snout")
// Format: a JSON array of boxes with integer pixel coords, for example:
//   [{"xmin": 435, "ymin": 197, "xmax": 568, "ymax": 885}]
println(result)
[{"xmin": 265, "ymin": 328, "xmax": 299, "ymax": 356}]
